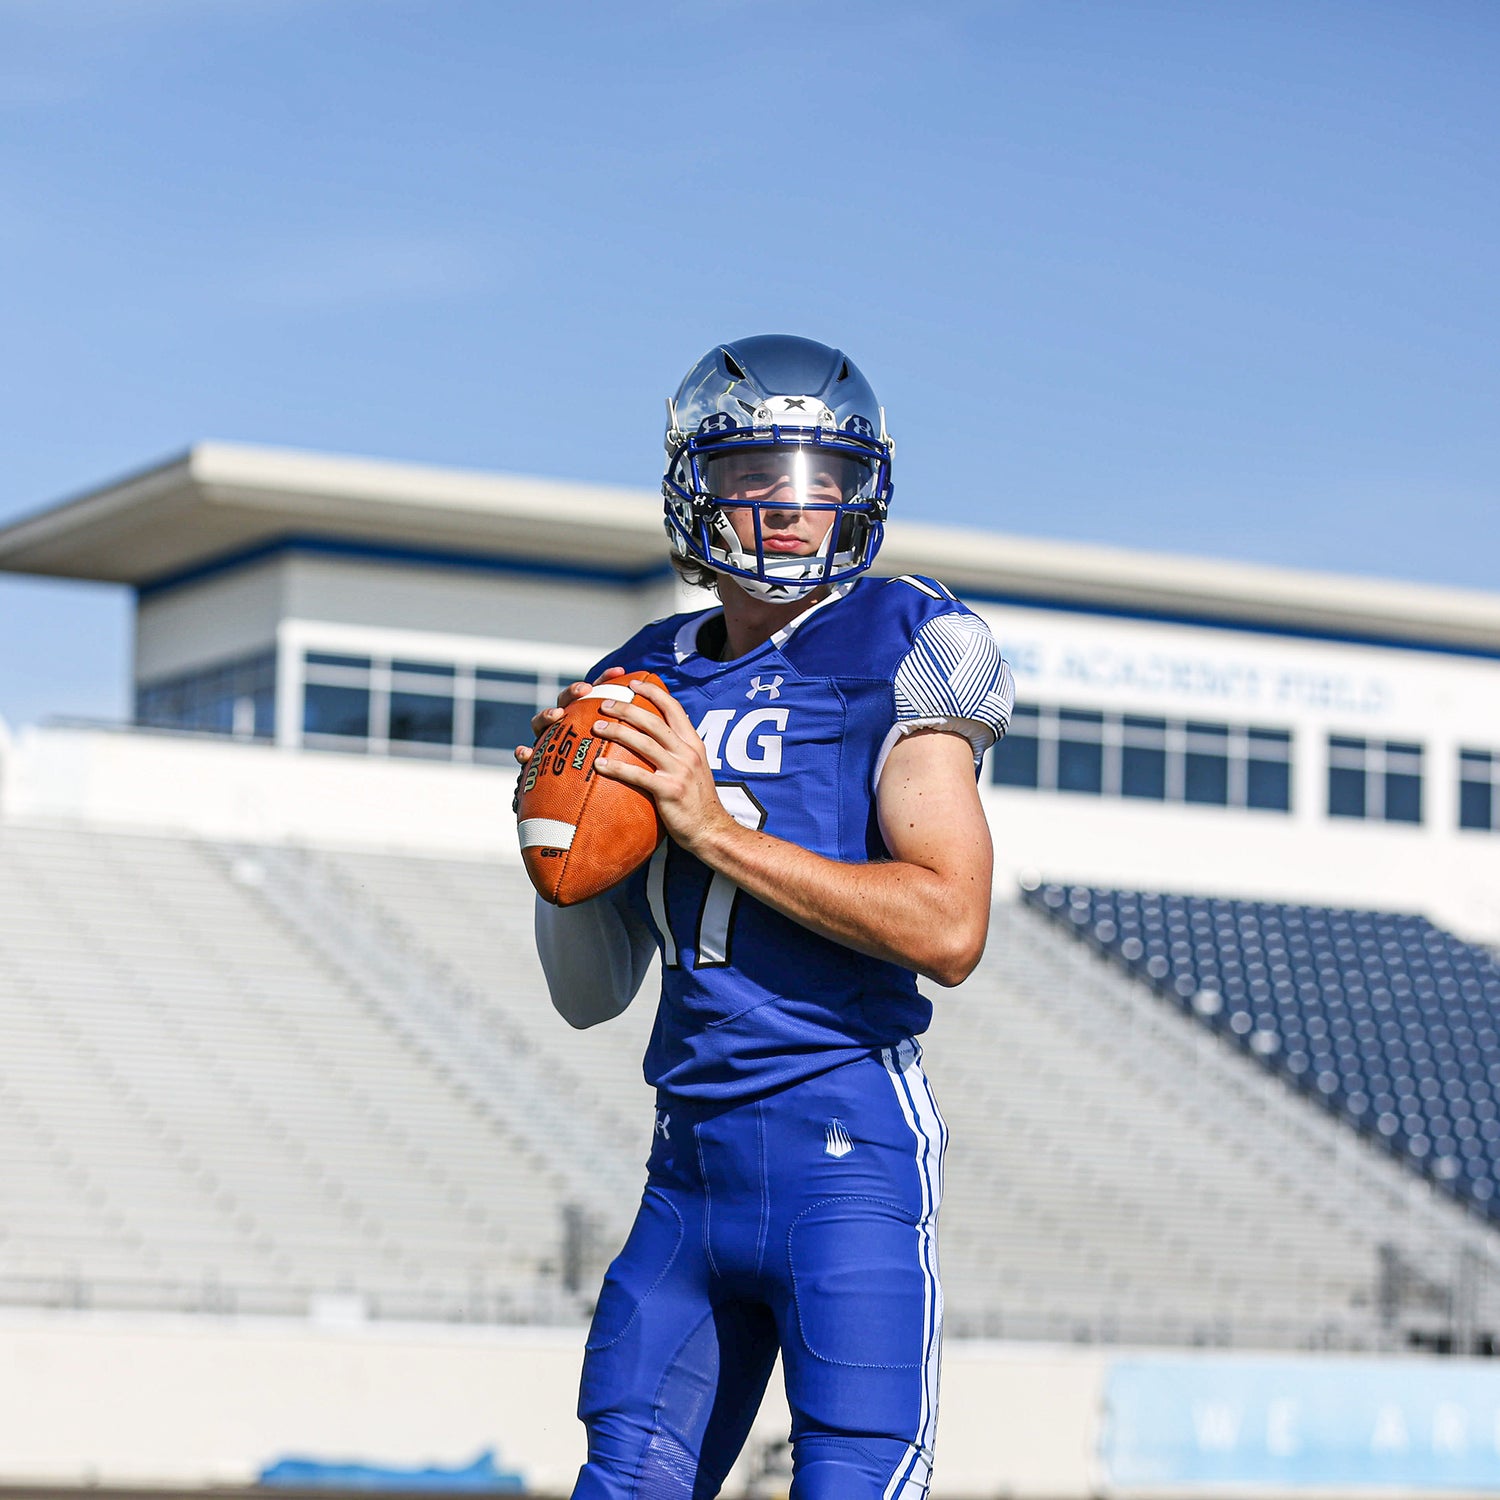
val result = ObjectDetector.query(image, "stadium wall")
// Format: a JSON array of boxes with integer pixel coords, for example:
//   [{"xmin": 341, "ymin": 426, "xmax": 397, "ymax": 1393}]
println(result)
[
  {"xmin": 8, "ymin": 1312, "xmax": 1500, "ymax": 1497},
  {"xmin": 0, "ymin": 723, "xmax": 519, "ymax": 855},
  {"xmin": 0, "ymin": 1312, "xmax": 1098, "ymax": 1498}
]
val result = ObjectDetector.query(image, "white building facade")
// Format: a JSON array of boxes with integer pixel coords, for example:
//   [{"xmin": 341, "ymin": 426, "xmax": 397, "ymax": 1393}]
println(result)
[{"xmin": 3, "ymin": 440, "xmax": 1499, "ymax": 939}]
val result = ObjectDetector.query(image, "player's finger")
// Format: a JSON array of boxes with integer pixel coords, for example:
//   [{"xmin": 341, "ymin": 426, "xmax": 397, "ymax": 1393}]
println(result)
[
  {"xmin": 594, "ymin": 717, "xmax": 671, "ymax": 768},
  {"xmin": 530, "ymin": 705, "xmax": 564, "ymax": 736},
  {"xmin": 554, "ymin": 666, "xmax": 624, "ymax": 712},
  {"xmin": 630, "ymin": 679, "xmax": 696, "ymax": 740},
  {"xmin": 599, "ymin": 700, "xmax": 676, "ymax": 748},
  {"xmin": 513, "ymin": 744, "xmax": 533, "ymax": 767},
  {"xmin": 593, "ymin": 754, "xmax": 653, "ymax": 791}
]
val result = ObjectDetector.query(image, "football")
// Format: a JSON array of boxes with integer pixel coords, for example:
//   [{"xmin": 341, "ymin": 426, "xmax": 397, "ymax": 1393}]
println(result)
[{"xmin": 516, "ymin": 671, "xmax": 668, "ymax": 906}]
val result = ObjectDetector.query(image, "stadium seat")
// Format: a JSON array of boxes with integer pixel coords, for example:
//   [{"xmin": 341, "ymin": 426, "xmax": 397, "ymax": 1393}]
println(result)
[{"xmin": 1024, "ymin": 880, "xmax": 1500, "ymax": 1220}]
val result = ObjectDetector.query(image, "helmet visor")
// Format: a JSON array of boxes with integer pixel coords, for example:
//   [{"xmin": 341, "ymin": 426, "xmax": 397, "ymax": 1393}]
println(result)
[{"xmin": 700, "ymin": 445, "xmax": 879, "ymax": 509}]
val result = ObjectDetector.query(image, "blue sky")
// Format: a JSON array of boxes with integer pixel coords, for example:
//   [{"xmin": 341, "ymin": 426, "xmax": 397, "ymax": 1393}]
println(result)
[{"xmin": 2, "ymin": 0, "xmax": 1497, "ymax": 727}]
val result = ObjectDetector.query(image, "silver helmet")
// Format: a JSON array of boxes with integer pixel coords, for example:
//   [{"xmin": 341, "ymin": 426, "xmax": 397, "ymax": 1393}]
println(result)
[{"xmin": 663, "ymin": 334, "xmax": 894, "ymax": 602}]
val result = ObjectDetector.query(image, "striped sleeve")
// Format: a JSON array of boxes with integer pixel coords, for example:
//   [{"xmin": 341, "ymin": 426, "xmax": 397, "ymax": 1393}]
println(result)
[{"xmin": 891, "ymin": 610, "xmax": 1015, "ymax": 763}]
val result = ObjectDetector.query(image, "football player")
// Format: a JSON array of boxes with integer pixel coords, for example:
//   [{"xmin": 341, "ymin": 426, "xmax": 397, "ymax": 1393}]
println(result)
[{"xmin": 517, "ymin": 335, "xmax": 1013, "ymax": 1500}]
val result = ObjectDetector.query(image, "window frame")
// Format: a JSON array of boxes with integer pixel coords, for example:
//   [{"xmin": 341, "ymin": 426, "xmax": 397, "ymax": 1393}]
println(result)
[
  {"xmin": 299, "ymin": 649, "xmax": 571, "ymax": 764},
  {"xmin": 1327, "ymin": 734, "xmax": 1426, "ymax": 826},
  {"xmin": 135, "ymin": 648, "xmax": 277, "ymax": 741},
  {"xmin": 1459, "ymin": 748, "xmax": 1500, "ymax": 833},
  {"xmin": 988, "ymin": 702, "xmax": 1294, "ymax": 814}
]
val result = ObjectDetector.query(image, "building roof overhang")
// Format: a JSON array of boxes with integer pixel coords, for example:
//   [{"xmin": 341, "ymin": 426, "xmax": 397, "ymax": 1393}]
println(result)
[
  {"xmin": 3, "ymin": 441, "xmax": 1499, "ymax": 656},
  {"xmin": 0, "ymin": 443, "xmax": 665, "ymax": 586}
]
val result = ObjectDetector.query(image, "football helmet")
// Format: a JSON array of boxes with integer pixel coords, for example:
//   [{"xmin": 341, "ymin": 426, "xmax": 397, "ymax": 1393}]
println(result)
[{"xmin": 663, "ymin": 334, "xmax": 894, "ymax": 601}]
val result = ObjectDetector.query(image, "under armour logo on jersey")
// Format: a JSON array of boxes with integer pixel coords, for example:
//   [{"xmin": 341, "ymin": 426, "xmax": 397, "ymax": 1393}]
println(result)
[
  {"xmin": 746, "ymin": 675, "xmax": 783, "ymax": 701},
  {"xmin": 824, "ymin": 1119, "xmax": 853, "ymax": 1159},
  {"xmin": 654, "ymin": 1110, "xmax": 671, "ymax": 1141}
]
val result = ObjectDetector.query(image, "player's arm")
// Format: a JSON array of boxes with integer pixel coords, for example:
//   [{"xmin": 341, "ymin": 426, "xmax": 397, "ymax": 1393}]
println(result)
[
  {"xmin": 594, "ymin": 687, "xmax": 994, "ymax": 988},
  {"xmin": 533, "ymin": 885, "xmax": 656, "ymax": 1029},
  {"xmin": 518, "ymin": 668, "xmax": 654, "ymax": 1028}
]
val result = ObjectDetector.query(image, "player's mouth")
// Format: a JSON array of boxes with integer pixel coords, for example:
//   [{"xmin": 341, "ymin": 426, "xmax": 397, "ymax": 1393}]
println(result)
[{"xmin": 763, "ymin": 534, "xmax": 813, "ymax": 554}]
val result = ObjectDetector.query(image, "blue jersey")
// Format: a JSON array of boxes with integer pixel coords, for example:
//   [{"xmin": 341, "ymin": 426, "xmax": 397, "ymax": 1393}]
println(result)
[{"xmin": 591, "ymin": 575, "xmax": 1013, "ymax": 1103}]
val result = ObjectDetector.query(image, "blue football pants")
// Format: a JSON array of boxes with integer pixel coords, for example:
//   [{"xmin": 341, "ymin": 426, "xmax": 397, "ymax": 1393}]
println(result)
[{"xmin": 573, "ymin": 1039, "xmax": 946, "ymax": 1500}]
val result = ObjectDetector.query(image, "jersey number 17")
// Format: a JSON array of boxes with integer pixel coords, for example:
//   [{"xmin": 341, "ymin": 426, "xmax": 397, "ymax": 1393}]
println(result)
[{"xmin": 643, "ymin": 783, "xmax": 767, "ymax": 968}]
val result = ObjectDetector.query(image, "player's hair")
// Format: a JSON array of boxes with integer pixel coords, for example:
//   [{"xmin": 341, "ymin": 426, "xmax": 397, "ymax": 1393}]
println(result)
[{"xmin": 670, "ymin": 553, "xmax": 722, "ymax": 594}]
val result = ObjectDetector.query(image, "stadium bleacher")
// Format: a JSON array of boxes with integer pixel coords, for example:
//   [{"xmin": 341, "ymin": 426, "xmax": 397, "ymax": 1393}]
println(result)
[
  {"xmin": 1025, "ymin": 881, "xmax": 1500, "ymax": 1221},
  {"xmin": 0, "ymin": 823, "xmax": 582, "ymax": 1321},
  {"xmin": 938, "ymin": 901, "xmax": 1500, "ymax": 1348},
  {"xmin": 5, "ymin": 820, "xmax": 1498, "ymax": 1349}
]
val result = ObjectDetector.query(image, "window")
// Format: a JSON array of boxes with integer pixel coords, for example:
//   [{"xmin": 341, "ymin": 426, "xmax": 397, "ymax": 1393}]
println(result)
[
  {"xmin": 392, "ymin": 659, "xmax": 455, "ymax": 678},
  {"xmin": 1327, "ymin": 736, "xmax": 1424, "ymax": 824},
  {"xmin": 387, "ymin": 661, "xmax": 457, "ymax": 752},
  {"xmin": 989, "ymin": 702, "xmax": 1293, "ymax": 814},
  {"xmin": 1460, "ymin": 749, "xmax": 1499, "ymax": 832},
  {"xmin": 306, "ymin": 651, "xmax": 371, "ymax": 669},
  {"xmin": 1386, "ymin": 744, "xmax": 1424, "ymax": 823},
  {"xmin": 1184, "ymin": 722, "xmax": 1230, "ymax": 806},
  {"xmin": 300, "ymin": 650, "xmax": 571, "ymax": 764},
  {"xmin": 1121, "ymin": 716, "xmax": 1167, "ymax": 800},
  {"xmin": 472, "ymin": 665, "xmax": 555, "ymax": 765},
  {"xmin": 992, "ymin": 705, "xmax": 1039, "ymax": 787},
  {"xmin": 304, "ymin": 683, "xmax": 369, "ymax": 739},
  {"xmin": 1247, "ymin": 729, "xmax": 1293, "ymax": 810},
  {"xmin": 389, "ymin": 690, "xmax": 454, "ymax": 748},
  {"xmin": 1328, "ymin": 737, "xmax": 1366, "ymax": 818},
  {"xmin": 1056, "ymin": 709, "xmax": 1103, "ymax": 795},
  {"xmin": 303, "ymin": 652, "xmax": 379, "ymax": 749},
  {"xmin": 135, "ymin": 649, "xmax": 276, "ymax": 740},
  {"xmin": 474, "ymin": 700, "xmax": 541, "ymax": 755}
]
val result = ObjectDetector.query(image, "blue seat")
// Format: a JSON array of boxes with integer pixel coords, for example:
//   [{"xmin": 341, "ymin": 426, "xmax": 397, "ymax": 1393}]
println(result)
[{"xmin": 1024, "ymin": 880, "xmax": 1500, "ymax": 1219}]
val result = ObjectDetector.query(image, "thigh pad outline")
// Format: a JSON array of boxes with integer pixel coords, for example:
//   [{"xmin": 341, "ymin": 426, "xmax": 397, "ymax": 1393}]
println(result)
[
  {"xmin": 585, "ymin": 1188, "xmax": 686, "ymax": 1354},
  {"xmin": 787, "ymin": 1194, "xmax": 928, "ymax": 1371}
]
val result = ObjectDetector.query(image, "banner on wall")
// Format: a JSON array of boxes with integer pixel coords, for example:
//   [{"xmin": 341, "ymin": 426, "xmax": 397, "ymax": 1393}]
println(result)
[{"xmin": 1100, "ymin": 1354, "xmax": 1500, "ymax": 1493}]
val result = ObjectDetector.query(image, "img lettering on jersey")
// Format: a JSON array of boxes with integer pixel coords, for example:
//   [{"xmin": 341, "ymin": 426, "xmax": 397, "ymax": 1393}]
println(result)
[{"xmin": 695, "ymin": 707, "xmax": 789, "ymax": 775}]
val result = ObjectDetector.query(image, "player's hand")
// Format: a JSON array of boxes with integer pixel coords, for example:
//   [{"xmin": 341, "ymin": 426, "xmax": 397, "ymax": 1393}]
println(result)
[
  {"xmin": 512, "ymin": 667, "xmax": 626, "ymax": 768},
  {"xmin": 512, "ymin": 667, "xmax": 626, "ymax": 811},
  {"xmin": 591, "ymin": 679, "xmax": 736, "ymax": 856}
]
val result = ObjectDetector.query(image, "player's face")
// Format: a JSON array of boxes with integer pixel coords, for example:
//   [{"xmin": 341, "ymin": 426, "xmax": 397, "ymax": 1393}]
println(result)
[{"xmin": 705, "ymin": 448, "xmax": 858, "ymax": 557}]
